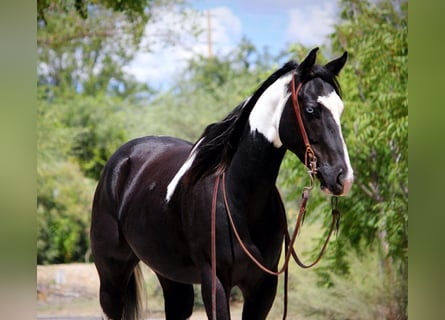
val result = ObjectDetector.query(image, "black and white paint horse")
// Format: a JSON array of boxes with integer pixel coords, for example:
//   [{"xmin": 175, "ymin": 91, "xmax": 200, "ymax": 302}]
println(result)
[{"xmin": 91, "ymin": 48, "xmax": 353, "ymax": 320}]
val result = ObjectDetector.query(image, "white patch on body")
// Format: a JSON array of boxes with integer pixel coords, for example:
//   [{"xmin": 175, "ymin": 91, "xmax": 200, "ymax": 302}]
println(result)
[
  {"xmin": 248, "ymin": 73, "xmax": 293, "ymax": 147},
  {"xmin": 101, "ymin": 311, "xmax": 112, "ymax": 320},
  {"xmin": 317, "ymin": 91, "xmax": 354, "ymax": 194},
  {"xmin": 165, "ymin": 138, "xmax": 204, "ymax": 202}
]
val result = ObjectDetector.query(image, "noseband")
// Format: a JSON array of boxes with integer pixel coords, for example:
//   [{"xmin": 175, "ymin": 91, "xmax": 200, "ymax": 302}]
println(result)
[{"xmin": 210, "ymin": 73, "xmax": 341, "ymax": 320}]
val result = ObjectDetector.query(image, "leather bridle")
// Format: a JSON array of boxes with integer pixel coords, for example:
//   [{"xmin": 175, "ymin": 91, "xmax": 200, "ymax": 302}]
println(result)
[
  {"xmin": 210, "ymin": 73, "xmax": 341, "ymax": 320},
  {"xmin": 290, "ymin": 73, "xmax": 318, "ymax": 176}
]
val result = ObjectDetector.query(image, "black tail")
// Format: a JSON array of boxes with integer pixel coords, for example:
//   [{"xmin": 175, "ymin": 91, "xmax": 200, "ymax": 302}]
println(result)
[{"xmin": 122, "ymin": 264, "xmax": 145, "ymax": 320}]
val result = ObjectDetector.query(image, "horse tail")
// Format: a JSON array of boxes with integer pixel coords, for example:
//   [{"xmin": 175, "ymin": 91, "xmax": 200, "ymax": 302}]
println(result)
[{"xmin": 122, "ymin": 264, "xmax": 145, "ymax": 320}]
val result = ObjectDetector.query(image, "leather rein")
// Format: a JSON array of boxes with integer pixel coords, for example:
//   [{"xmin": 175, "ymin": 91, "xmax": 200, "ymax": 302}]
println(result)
[{"xmin": 210, "ymin": 73, "xmax": 341, "ymax": 320}]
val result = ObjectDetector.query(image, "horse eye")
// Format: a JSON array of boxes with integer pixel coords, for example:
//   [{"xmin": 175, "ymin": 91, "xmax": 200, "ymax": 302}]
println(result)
[{"xmin": 306, "ymin": 107, "xmax": 314, "ymax": 114}]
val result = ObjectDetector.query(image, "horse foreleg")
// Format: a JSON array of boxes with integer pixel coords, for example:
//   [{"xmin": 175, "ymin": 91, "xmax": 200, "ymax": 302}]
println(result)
[
  {"xmin": 240, "ymin": 273, "xmax": 278, "ymax": 320},
  {"xmin": 200, "ymin": 266, "xmax": 231, "ymax": 320},
  {"xmin": 156, "ymin": 273, "xmax": 194, "ymax": 320}
]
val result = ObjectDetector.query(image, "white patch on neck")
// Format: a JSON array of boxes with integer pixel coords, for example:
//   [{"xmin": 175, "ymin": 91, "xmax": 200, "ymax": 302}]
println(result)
[
  {"xmin": 165, "ymin": 138, "xmax": 204, "ymax": 202},
  {"xmin": 248, "ymin": 73, "xmax": 293, "ymax": 147},
  {"xmin": 318, "ymin": 91, "xmax": 354, "ymax": 193}
]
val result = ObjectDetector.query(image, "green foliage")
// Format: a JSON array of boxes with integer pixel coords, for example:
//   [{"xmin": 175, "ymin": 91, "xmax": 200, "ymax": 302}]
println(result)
[
  {"xmin": 319, "ymin": 0, "xmax": 407, "ymax": 317},
  {"xmin": 131, "ymin": 45, "xmax": 276, "ymax": 142},
  {"xmin": 37, "ymin": 0, "xmax": 193, "ymax": 98},
  {"xmin": 59, "ymin": 95, "xmax": 133, "ymax": 180},
  {"xmin": 37, "ymin": 161, "xmax": 95, "ymax": 264},
  {"xmin": 37, "ymin": 95, "xmax": 96, "ymax": 263},
  {"xmin": 276, "ymin": 2, "xmax": 407, "ymax": 317},
  {"xmin": 36, "ymin": 0, "xmax": 194, "ymax": 264},
  {"xmin": 331, "ymin": 0, "xmax": 408, "ymax": 262},
  {"xmin": 36, "ymin": 2, "xmax": 407, "ymax": 318},
  {"xmin": 278, "ymin": 0, "xmax": 409, "ymax": 276},
  {"xmin": 285, "ymin": 247, "xmax": 405, "ymax": 320}
]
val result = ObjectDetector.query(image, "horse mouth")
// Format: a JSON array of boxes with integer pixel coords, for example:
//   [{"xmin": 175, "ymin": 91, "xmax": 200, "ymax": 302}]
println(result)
[
  {"xmin": 317, "ymin": 171, "xmax": 350, "ymax": 196},
  {"xmin": 318, "ymin": 175, "xmax": 332, "ymax": 195},
  {"xmin": 314, "ymin": 171, "xmax": 326, "ymax": 191},
  {"xmin": 317, "ymin": 172, "xmax": 339, "ymax": 196}
]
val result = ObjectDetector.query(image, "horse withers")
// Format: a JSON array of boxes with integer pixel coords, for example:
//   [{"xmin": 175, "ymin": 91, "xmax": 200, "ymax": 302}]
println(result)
[{"xmin": 91, "ymin": 48, "xmax": 353, "ymax": 320}]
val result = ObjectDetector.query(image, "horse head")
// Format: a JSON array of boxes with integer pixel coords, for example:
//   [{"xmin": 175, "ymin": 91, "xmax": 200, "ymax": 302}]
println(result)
[{"xmin": 278, "ymin": 48, "xmax": 353, "ymax": 196}]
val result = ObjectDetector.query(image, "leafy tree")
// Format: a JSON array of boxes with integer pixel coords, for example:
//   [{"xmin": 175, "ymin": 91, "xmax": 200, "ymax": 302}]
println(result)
[
  {"xmin": 37, "ymin": 93, "xmax": 96, "ymax": 263},
  {"xmin": 275, "ymin": 2, "xmax": 407, "ymax": 318},
  {"xmin": 331, "ymin": 0, "xmax": 408, "ymax": 269},
  {"xmin": 127, "ymin": 42, "xmax": 278, "ymax": 143},
  {"xmin": 37, "ymin": 161, "xmax": 95, "ymax": 264},
  {"xmin": 37, "ymin": 0, "xmax": 196, "ymax": 98},
  {"xmin": 183, "ymin": 38, "xmax": 270, "ymax": 97},
  {"xmin": 37, "ymin": 0, "xmax": 198, "ymax": 264},
  {"xmin": 319, "ymin": 0, "xmax": 407, "ymax": 318}
]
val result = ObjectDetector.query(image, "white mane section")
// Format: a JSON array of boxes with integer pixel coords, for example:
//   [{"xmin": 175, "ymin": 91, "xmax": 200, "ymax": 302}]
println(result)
[
  {"xmin": 165, "ymin": 138, "xmax": 204, "ymax": 202},
  {"xmin": 248, "ymin": 73, "xmax": 293, "ymax": 147}
]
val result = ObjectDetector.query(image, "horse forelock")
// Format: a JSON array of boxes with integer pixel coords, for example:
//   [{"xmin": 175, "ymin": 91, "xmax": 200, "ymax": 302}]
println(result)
[{"xmin": 306, "ymin": 64, "xmax": 342, "ymax": 97}]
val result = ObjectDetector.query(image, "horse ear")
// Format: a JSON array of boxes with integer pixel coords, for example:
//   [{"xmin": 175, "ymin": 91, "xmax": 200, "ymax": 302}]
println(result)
[
  {"xmin": 324, "ymin": 51, "xmax": 348, "ymax": 76},
  {"xmin": 299, "ymin": 47, "xmax": 319, "ymax": 76}
]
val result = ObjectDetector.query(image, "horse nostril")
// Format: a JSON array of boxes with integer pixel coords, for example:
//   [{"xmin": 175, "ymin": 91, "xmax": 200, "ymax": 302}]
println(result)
[
  {"xmin": 336, "ymin": 168, "xmax": 344, "ymax": 186},
  {"xmin": 335, "ymin": 167, "xmax": 353, "ymax": 195}
]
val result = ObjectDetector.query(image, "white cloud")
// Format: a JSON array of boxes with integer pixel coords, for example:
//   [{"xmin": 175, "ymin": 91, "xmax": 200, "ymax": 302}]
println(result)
[
  {"xmin": 286, "ymin": 2, "xmax": 339, "ymax": 46},
  {"xmin": 208, "ymin": 7, "xmax": 243, "ymax": 54},
  {"xmin": 124, "ymin": 1, "xmax": 340, "ymax": 87},
  {"xmin": 124, "ymin": 6, "xmax": 242, "ymax": 88}
]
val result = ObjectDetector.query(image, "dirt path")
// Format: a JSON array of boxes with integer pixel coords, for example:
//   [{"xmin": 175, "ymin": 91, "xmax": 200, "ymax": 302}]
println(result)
[
  {"xmin": 36, "ymin": 263, "xmax": 230, "ymax": 319},
  {"xmin": 37, "ymin": 263, "xmax": 103, "ymax": 318}
]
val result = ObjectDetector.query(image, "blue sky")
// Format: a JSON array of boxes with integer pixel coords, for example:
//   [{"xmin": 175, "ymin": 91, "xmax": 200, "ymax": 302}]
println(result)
[
  {"xmin": 125, "ymin": 0, "xmax": 340, "ymax": 88},
  {"xmin": 193, "ymin": 0, "xmax": 340, "ymax": 54}
]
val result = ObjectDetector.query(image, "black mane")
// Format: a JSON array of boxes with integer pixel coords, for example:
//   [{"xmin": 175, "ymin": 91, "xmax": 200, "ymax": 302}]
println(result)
[{"xmin": 185, "ymin": 60, "xmax": 341, "ymax": 184}]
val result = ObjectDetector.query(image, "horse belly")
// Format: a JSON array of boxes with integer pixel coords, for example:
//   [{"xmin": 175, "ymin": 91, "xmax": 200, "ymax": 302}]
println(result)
[{"xmin": 122, "ymin": 205, "xmax": 201, "ymax": 284}]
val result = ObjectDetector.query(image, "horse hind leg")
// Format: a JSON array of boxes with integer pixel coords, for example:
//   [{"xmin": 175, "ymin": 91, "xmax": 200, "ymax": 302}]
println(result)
[
  {"xmin": 98, "ymin": 263, "xmax": 144, "ymax": 320},
  {"xmin": 156, "ymin": 273, "xmax": 194, "ymax": 320},
  {"xmin": 91, "ymin": 209, "xmax": 143, "ymax": 319},
  {"xmin": 93, "ymin": 238, "xmax": 143, "ymax": 319}
]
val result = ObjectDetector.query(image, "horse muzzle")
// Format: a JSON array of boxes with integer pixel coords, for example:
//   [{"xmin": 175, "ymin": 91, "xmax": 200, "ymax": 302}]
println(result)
[{"xmin": 317, "ymin": 166, "xmax": 353, "ymax": 196}]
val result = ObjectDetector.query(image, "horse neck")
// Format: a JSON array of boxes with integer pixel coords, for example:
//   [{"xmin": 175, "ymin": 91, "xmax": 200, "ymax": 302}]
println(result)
[
  {"xmin": 222, "ymin": 73, "xmax": 293, "ymax": 218},
  {"xmin": 225, "ymin": 127, "xmax": 286, "ymax": 217},
  {"xmin": 224, "ymin": 74, "xmax": 293, "ymax": 220}
]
